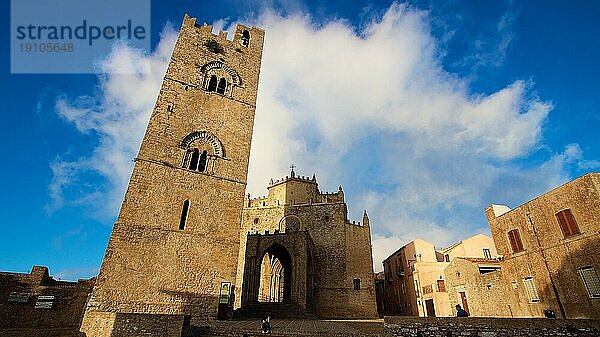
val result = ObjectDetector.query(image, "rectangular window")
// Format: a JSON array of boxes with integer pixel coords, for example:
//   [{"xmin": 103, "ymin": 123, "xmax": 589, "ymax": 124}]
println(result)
[
  {"xmin": 556, "ymin": 209, "xmax": 580, "ymax": 238},
  {"xmin": 353, "ymin": 278, "xmax": 361, "ymax": 290},
  {"xmin": 523, "ymin": 276, "xmax": 540, "ymax": 302},
  {"xmin": 437, "ymin": 279, "xmax": 446, "ymax": 292},
  {"xmin": 579, "ymin": 267, "xmax": 600, "ymax": 298},
  {"xmin": 508, "ymin": 229, "xmax": 525, "ymax": 253},
  {"xmin": 483, "ymin": 248, "xmax": 492, "ymax": 259}
]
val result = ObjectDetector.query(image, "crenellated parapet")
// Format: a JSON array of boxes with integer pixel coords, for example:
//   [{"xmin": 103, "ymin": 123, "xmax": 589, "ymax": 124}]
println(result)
[
  {"xmin": 182, "ymin": 14, "xmax": 264, "ymax": 48},
  {"xmin": 246, "ymin": 169, "xmax": 350, "ymax": 208}
]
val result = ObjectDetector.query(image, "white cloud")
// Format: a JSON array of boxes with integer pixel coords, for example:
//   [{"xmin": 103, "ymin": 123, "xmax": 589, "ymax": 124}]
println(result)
[
  {"xmin": 50, "ymin": 5, "xmax": 595, "ymax": 271},
  {"xmin": 50, "ymin": 25, "xmax": 178, "ymax": 217}
]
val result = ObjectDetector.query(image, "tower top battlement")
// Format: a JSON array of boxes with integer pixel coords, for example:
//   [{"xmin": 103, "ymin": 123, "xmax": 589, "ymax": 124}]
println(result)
[{"xmin": 183, "ymin": 14, "xmax": 265, "ymax": 45}]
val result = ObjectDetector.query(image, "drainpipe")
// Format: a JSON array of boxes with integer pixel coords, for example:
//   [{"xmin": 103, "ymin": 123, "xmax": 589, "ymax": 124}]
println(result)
[{"xmin": 526, "ymin": 212, "xmax": 566, "ymax": 318}]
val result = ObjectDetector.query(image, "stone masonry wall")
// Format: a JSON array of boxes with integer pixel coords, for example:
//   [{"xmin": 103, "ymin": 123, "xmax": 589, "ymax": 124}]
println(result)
[
  {"xmin": 0, "ymin": 266, "xmax": 93, "ymax": 336},
  {"xmin": 385, "ymin": 316, "xmax": 600, "ymax": 337},
  {"xmin": 444, "ymin": 259, "xmax": 510, "ymax": 318},
  {"xmin": 486, "ymin": 172, "xmax": 600, "ymax": 319}
]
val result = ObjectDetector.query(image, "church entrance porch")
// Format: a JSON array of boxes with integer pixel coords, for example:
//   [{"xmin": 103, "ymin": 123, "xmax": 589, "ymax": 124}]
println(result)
[
  {"xmin": 239, "ymin": 231, "xmax": 314, "ymax": 317},
  {"xmin": 258, "ymin": 243, "xmax": 292, "ymax": 303}
]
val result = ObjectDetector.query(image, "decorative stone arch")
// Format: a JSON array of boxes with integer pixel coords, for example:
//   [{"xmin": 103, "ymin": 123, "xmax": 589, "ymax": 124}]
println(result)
[
  {"xmin": 200, "ymin": 61, "xmax": 241, "ymax": 96},
  {"xmin": 180, "ymin": 131, "xmax": 226, "ymax": 174},
  {"xmin": 278, "ymin": 215, "xmax": 303, "ymax": 233},
  {"xmin": 180, "ymin": 131, "xmax": 225, "ymax": 157}
]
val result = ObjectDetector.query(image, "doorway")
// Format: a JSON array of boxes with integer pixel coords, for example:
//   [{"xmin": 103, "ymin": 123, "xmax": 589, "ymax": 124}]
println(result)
[
  {"xmin": 425, "ymin": 299, "xmax": 436, "ymax": 317},
  {"xmin": 257, "ymin": 243, "xmax": 292, "ymax": 303},
  {"xmin": 459, "ymin": 291, "xmax": 470, "ymax": 315}
]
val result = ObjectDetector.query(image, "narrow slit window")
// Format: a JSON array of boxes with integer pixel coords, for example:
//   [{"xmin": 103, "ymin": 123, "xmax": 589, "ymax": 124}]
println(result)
[
  {"xmin": 241, "ymin": 30, "xmax": 250, "ymax": 47},
  {"xmin": 217, "ymin": 78, "xmax": 227, "ymax": 94},
  {"xmin": 207, "ymin": 75, "xmax": 218, "ymax": 92},
  {"xmin": 179, "ymin": 200, "xmax": 190, "ymax": 230},
  {"xmin": 353, "ymin": 278, "xmax": 361, "ymax": 290},
  {"xmin": 188, "ymin": 148, "xmax": 200, "ymax": 170},
  {"xmin": 483, "ymin": 248, "xmax": 492, "ymax": 259},
  {"xmin": 198, "ymin": 150, "xmax": 208, "ymax": 172},
  {"xmin": 556, "ymin": 209, "xmax": 580, "ymax": 238}
]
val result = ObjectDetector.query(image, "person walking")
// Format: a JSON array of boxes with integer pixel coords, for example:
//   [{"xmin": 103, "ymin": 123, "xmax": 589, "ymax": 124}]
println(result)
[
  {"xmin": 261, "ymin": 314, "xmax": 272, "ymax": 334},
  {"xmin": 455, "ymin": 304, "xmax": 469, "ymax": 317}
]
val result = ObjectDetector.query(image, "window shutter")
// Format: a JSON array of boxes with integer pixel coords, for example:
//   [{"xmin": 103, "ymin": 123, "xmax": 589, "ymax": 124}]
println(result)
[
  {"xmin": 556, "ymin": 211, "xmax": 571, "ymax": 236},
  {"xmin": 556, "ymin": 209, "xmax": 580, "ymax": 238},
  {"xmin": 580, "ymin": 267, "xmax": 600, "ymax": 298},
  {"xmin": 437, "ymin": 279, "xmax": 446, "ymax": 292},
  {"xmin": 508, "ymin": 229, "xmax": 524, "ymax": 253},
  {"xmin": 508, "ymin": 231, "xmax": 516, "ymax": 251},
  {"xmin": 565, "ymin": 210, "xmax": 580, "ymax": 236},
  {"xmin": 523, "ymin": 277, "xmax": 540, "ymax": 302}
]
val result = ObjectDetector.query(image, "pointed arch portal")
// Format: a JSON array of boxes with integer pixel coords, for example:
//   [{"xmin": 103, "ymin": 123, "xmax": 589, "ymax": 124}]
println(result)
[
  {"xmin": 258, "ymin": 244, "xmax": 292, "ymax": 303},
  {"xmin": 240, "ymin": 231, "xmax": 314, "ymax": 312}
]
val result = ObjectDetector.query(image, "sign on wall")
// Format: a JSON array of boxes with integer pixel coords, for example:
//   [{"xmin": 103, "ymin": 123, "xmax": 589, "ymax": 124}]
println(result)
[
  {"xmin": 8, "ymin": 293, "xmax": 29, "ymax": 302},
  {"xmin": 219, "ymin": 282, "xmax": 231, "ymax": 304}
]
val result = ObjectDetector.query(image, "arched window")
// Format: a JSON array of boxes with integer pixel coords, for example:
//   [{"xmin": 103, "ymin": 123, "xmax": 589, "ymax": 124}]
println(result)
[
  {"xmin": 188, "ymin": 148, "xmax": 200, "ymax": 170},
  {"xmin": 179, "ymin": 199, "xmax": 190, "ymax": 230},
  {"xmin": 241, "ymin": 30, "xmax": 250, "ymax": 47},
  {"xmin": 207, "ymin": 75, "xmax": 218, "ymax": 92},
  {"xmin": 217, "ymin": 78, "xmax": 227, "ymax": 94},
  {"xmin": 198, "ymin": 150, "xmax": 208, "ymax": 172}
]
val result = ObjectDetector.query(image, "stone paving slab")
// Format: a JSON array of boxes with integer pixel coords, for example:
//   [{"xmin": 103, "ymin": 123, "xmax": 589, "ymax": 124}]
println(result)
[{"xmin": 191, "ymin": 318, "xmax": 385, "ymax": 337}]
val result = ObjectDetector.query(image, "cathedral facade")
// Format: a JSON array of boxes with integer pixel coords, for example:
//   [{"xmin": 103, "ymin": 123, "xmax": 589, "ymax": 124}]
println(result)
[{"xmin": 236, "ymin": 170, "xmax": 378, "ymax": 318}]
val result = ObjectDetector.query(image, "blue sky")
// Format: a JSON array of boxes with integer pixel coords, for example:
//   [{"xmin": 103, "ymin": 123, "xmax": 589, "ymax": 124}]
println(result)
[{"xmin": 1, "ymin": 0, "xmax": 599, "ymax": 279}]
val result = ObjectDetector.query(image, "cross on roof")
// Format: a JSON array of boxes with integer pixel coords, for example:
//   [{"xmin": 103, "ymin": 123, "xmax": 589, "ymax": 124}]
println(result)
[{"xmin": 290, "ymin": 164, "xmax": 296, "ymax": 171}]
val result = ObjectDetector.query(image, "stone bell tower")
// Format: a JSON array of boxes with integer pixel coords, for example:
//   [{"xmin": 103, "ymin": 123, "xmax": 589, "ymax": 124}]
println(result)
[{"xmin": 81, "ymin": 14, "xmax": 264, "ymax": 333}]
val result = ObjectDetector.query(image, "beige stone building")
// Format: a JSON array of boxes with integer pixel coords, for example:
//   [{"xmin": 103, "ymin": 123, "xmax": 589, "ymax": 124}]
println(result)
[
  {"xmin": 235, "ymin": 169, "xmax": 378, "ymax": 318},
  {"xmin": 81, "ymin": 15, "xmax": 265, "ymax": 335},
  {"xmin": 486, "ymin": 172, "xmax": 600, "ymax": 319},
  {"xmin": 381, "ymin": 234, "xmax": 497, "ymax": 317},
  {"xmin": 444, "ymin": 257, "xmax": 506, "ymax": 317}
]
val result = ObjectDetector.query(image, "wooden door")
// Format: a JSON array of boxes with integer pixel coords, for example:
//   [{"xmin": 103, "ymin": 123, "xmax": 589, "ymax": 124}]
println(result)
[
  {"xmin": 425, "ymin": 299, "xmax": 436, "ymax": 317},
  {"xmin": 459, "ymin": 291, "xmax": 469, "ymax": 314}
]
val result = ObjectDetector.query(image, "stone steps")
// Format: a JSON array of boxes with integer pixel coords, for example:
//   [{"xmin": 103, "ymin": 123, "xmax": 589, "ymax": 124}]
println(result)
[{"xmin": 234, "ymin": 303, "xmax": 316, "ymax": 319}]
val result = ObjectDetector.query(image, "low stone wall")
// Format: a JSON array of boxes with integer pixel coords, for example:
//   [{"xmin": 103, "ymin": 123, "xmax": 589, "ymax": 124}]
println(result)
[
  {"xmin": 80, "ymin": 311, "xmax": 188, "ymax": 337},
  {"xmin": 384, "ymin": 316, "xmax": 600, "ymax": 337},
  {"xmin": 0, "ymin": 266, "xmax": 94, "ymax": 336}
]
